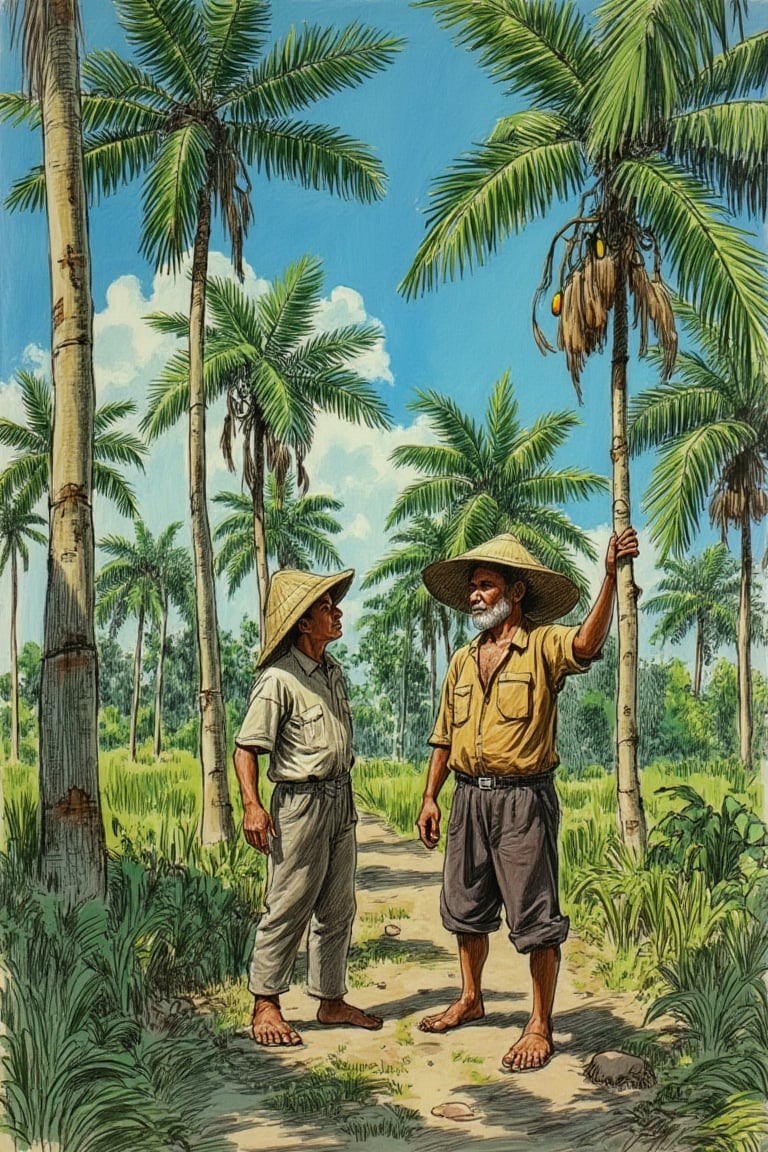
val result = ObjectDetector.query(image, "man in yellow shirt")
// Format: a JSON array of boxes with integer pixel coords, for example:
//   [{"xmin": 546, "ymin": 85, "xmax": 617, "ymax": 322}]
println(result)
[{"xmin": 416, "ymin": 529, "xmax": 639, "ymax": 1071}]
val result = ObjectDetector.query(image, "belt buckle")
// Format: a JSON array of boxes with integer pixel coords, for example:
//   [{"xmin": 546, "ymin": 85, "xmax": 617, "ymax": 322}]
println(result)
[{"xmin": 478, "ymin": 776, "xmax": 493, "ymax": 790}]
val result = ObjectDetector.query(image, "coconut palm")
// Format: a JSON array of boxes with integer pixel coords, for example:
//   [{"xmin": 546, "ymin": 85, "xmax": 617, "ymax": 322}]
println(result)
[
  {"xmin": 0, "ymin": 492, "xmax": 46, "ymax": 763},
  {"xmin": 149, "ymin": 526, "xmax": 193, "ymax": 760},
  {"xmin": 0, "ymin": 371, "xmax": 147, "ymax": 516},
  {"xmin": 0, "ymin": 0, "xmax": 400, "ymax": 845},
  {"xmin": 362, "ymin": 515, "xmax": 459, "ymax": 710},
  {"xmin": 96, "ymin": 520, "xmax": 192, "ymax": 762},
  {"xmin": 400, "ymin": 0, "xmax": 768, "ymax": 851},
  {"xmin": 214, "ymin": 474, "xmax": 344, "ymax": 595},
  {"xmin": 4, "ymin": 0, "xmax": 107, "ymax": 900},
  {"xmin": 387, "ymin": 372, "xmax": 606, "ymax": 598},
  {"xmin": 630, "ymin": 299, "xmax": 768, "ymax": 766},
  {"xmin": 643, "ymin": 546, "xmax": 742, "ymax": 697},
  {"xmin": 145, "ymin": 259, "xmax": 391, "ymax": 641}
]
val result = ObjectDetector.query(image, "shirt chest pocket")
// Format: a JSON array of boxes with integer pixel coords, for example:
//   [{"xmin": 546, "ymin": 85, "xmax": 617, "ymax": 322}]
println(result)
[
  {"xmin": 496, "ymin": 673, "xmax": 532, "ymax": 722},
  {"xmin": 452, "ymin": 684, "xmax": 472, "ymax": 727},
  {"xmin": 289, "ymin": 703, "xmax": 326, "ymax": 746}
]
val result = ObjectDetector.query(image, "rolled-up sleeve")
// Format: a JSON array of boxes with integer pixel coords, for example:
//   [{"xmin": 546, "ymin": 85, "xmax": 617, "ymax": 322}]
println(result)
[
  {"xmin": 237, "ymin": 673, "xmax": 282, "ymax": 750},
  {"xmin": 543, "ymin": 625, "xmax": 594, "ymax": 682}
]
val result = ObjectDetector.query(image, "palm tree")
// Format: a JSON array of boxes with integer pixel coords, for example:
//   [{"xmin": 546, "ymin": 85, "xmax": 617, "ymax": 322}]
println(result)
[
  {"xmin": 400, "ymin": 0, "xmax": 768, "ymax": 851},
  {"xmin": 0, "ymin": 0, "xmax": 400, "ymax": 846},
  {"xmin": 362, "ymin": 515, "xmax": 459, "ymax": 710},
  {"xmin": 149, "ymin": 525, "xmax": 193, "ymax": 760},
  {"xmin": 96, "ymin": 520, "xmax": 192, "ymax": 762},
  {"xmin": 213, "ymin": 473, "xmax": 344, "ymax": 595},
  {"xmin": 629, "ymin": 300, "xmax": 768, "ymax": 767},
  {"xmin": 145, "ymin": 259, "xmax": 391, "ymax": 641},
  {"xmin": 387, "ymin": 372, "xmax": 606, "ymax": 597},
  {"xmin": 642, "ymin": 546, "xmax": 741, "ymax": 697},
  {"xmin": 0, "ymin": 371, "xmax": 147, "ymax": 516},
  {"xmin": 4, "ymin": 0, "xmax": 107, "ymax": 901},
  {"xmin": 97, "ymin": 522, "xmax": 161, "ymax": 762},
  {"xmin": 0, "ymin": 492, "xmax": 46, "ymax": 763}
]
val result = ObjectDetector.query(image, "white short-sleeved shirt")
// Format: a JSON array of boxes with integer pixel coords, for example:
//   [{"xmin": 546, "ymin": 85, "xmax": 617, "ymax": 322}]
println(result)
[{"xmin": 236, "ymin": 646, "xmax": 353, "ymax": 783}]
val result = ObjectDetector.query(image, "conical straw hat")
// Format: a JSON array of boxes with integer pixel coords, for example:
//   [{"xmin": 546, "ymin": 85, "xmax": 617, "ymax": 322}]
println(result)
[
  {"xmin": 258, "ymin": 567, "xmax": 354, "ymax": 667},
  {"xmin": 422, "ymin": 534, "xmax": 580, "ymax": 624}
]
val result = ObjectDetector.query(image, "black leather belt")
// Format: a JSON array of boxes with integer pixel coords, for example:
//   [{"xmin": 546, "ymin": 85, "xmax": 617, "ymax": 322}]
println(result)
[
  {"xmin": 277, "ymin": 773, "xmax": 351, "ymax": 793},
  {"xmin": 454, "ymin": 770, "xmax": 554, "ymax": 790}
]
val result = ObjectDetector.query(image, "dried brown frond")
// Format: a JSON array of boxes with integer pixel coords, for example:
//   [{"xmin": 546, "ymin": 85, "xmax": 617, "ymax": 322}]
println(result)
[
  {"xmin": 629, "ymin": 254, "xmax": 652, "ymax": 358},
  {"xmin": 593, "ymin": 250, "xmax": 616, "ymax": 312},
  {"xmin": 220, "ymin": 403, "xmax": 237, "ymax": 474},
  {"xmin": 557, "ymin": 269, "xmax": 587, "ymax": 402},
  {"xmin": 582, "ymin": 254, "xmax": 609, "ymax": 346},
  {"xmin": 647, "ymin": 277, "xmax": 678, "ymax": 380}
]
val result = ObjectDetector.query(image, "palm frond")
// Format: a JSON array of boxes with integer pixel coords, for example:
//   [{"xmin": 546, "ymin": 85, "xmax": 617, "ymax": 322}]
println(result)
[
  {"xmin": 665, "ymin": 100, "xmax": 768, "ymax": 216},
  {"xmin": 141, "ymin": 353, "xmax": 193, "ymax": 438},
  {"xmin": 419, "ymin": 0, "xmax": 599, "ymax": 111},
  {"xmin": 387, "ymin": 477, "xmax": 464, "ymax": 528},
  {"xmin": 82, "ymin": 48, "xmax": 172, "ymax": 104},
  {"xmin": 94, "ymin": 430, "xmax": 148, "ymax": 470},
  {"xmin": 400, "ymin": 118, "xmax": 584, "ymax": 297},
  {"xmin": 513, "ymin": 468, "xmax": 608, "ymax": 505},
  {"xmin": 521, "ymin": 504, "xmax": 600, "ymax": 563},
  {"xmin": 93, "ymin": 464, "xmax": 139, "ymax": 520},
  {"xmin": 450, "ymin": 491, "xmax": 501, "ymax": 552},
  {"xmin": 259, "ymin": 255, "xmax": 323, "ymax": 356},
  {"xmin": 407, "ymin": 388, "xmax": 484, "ymax": 468},
  {"xmin": 84, "ymin": 127, "xmax": 166, "ymax": 206},
  {"xmin": 144, "ymin": 310, "xmax": 191, "ymax": 339},
  {"xmin": 0, "ymin": 456, "xmax": 48, "ymax": 507},
  {"xmin": 505, "ymin": 408, "xmax": 581, "ymax": 474},
  {"xmin": 692, "ymin": 29, "xmax": 768, "ymax": 101},
  {"xmin": 306, "ymin": 370, "xmax": 391, "ymax": 430},
  {"xmin": 287, "ymin": 324, "xmax": 382, "ymax": 373},
  {"xmin": 644, "ymin": 421, "xmax": 757, "ymax": 556},
  {"xmin": 140, "ymin": 122, "xmax": 212, "ymax": 272},
  {"xmin": 614, "ymin": 157, "xmax": 768, "ymax": 362},
  {"xmin": 252, "ymin": 359, "xmax": 313, "ymax": 446},
  {"xmin": 231, "ymin": 118, "xmax": 388, "ymax": 202},
  {"xmin": 628, "ymin": 378, "xmax": 726, "ymax": 454},
  {"xmin": 202, "ymin": 0, "xmax": 271, "ymax": 95},
  {"xmin": 0, "ymin": 91, "xmax": 40, "ymax": 127},
  {"xmin": 223, "ymin": 22, "xmax": 403, "ymax": 118},
  {"xmin": 206, "ymin": 275, "xmax": 263, "ymax": 347},
  {"xmin": 511, "ymin": 520, "xmax": 590, "ymax": 596},
  {"xmin": 114, "ymin": 0, "xmax": 207, "ymax": 102},
  {"xmin": 93, "ymin": 400, "xmax": 138, "ymax": 431},
  {"xmin": 389, "ymin": 444, "xmax": 470, "ymax": 479},
  {"xmin": 589, "ymin": 0, "xmax": 727, "ymax": 154}
]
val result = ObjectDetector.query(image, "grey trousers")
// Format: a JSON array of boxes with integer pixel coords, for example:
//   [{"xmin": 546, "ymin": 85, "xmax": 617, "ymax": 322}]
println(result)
[{"xmin": 248, "ymin": 777, "xmax": 357, "ymax": 1001}]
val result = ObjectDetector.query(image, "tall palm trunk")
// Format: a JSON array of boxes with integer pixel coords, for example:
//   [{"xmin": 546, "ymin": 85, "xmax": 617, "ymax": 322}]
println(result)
[
  {"xmin": 129, "ymin": 604, "xmax": 144, "ymax": 762},
  {"xmin": 737, "ymin": 507, "xmax": 752, "ymax": 770},
  {"xmin": 398, "ymin": 629, "xmax": 410, "ymax": 760},
  {"xmin": 249, "ymin": 417, "xmax": 269, "ymax": 646},
  {"xmin": 693, "ymin": 617, "xmax": 704, "ymax": 698},
  {"xmin": 38, "ymin": 1, "xmax": 106, "ymax": 902},
  {"xmin": 153, "ymin": 598, "xmax": 168, "ymax": 761},
  {"xmin": 189, "ymin": 186, "xmax": 234, "ymax": 845},
  {"xmin": 10, "ymin": 550, "xmax": 19, "ymax": 764},
  {"xmin": 610, "ymin": 259, "xmax": 647, "ymax": 853}
]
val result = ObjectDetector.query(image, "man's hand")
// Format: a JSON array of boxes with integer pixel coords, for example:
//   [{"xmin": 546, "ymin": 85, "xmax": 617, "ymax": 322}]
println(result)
[
  {"xmin": 417, "ymin": 798, "xmax": 441, "ymax": 850},
  {"xmin": 606, "ymin": 527, "xmax": 639, "ymax": 577},
  {"xmin": 243, "ymin": 802, "xmax": 276, "ymax": 855}
]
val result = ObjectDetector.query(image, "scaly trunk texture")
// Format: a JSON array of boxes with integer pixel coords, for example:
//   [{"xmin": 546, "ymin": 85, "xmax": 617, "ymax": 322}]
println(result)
[
  {"xmin": 153, "ymin": 600, "xmax": 168, "ymax": 761},
  {"xmin": 129, "ymin": 604, "xmax": 144, "ymax": 763},
  {"xmin": 37, "ymin": 0, "xmax": 106, "ymax": 902},
  {"xmin": 737, "ymin": 508, "xmax": 753, "ymax": 770},
  {"xmin": 693, "ymin": 619, "xmax": 704, "ymax": 698},
  {"xmin": 10, "ymin": 550, "xmax": 19, "ymax": 764},
  {"xmin": 439, "ymin": 604, "xmax": 452, "ymax": 666},
  {"xmin": 250, "ymin": 417, "xmax": 269, "ymax": 648},
  {"xmin": 610, "ymin": 263, "xmax": 647, "ymax": 853},
  {"xmin": 189, "ymin": 188, "xmax": 235, "ymax": 845}
]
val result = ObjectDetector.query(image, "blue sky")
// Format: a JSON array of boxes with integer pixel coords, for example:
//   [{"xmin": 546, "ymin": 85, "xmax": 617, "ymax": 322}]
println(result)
[{"xmin": 0, "ymin": 0, "xmax": 766, "ymax": 674}]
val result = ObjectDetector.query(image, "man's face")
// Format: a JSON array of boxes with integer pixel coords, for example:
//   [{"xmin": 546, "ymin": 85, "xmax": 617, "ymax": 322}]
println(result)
[
  {"xmin": 299, "ymin": 592, "xmax": 343, "ymax": 646},
  {"xmin": 468, "ymin": 566, "xmax": 525, "ymax": 630}
]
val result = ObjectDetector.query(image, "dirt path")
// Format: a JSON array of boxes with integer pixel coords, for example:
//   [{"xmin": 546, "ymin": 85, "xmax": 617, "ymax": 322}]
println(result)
[{"xmin": 209, "ymin": 811, "xmax": 655, "ymax": 1152}]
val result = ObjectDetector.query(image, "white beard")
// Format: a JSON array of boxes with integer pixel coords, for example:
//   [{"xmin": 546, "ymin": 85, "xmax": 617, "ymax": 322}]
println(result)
[{"xmin": 471, "ymin": 596, "xmax": 512, "ymax": 632}]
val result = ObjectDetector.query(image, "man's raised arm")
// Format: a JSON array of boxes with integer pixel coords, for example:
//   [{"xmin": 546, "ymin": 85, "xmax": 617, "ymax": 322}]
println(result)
[{"xmin": 573, "ymin": 527, "xmax": 639, "ymax": 662}]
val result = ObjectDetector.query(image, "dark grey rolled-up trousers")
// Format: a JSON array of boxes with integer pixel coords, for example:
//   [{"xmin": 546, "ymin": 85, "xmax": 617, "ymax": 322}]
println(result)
[
  {"xmin": 440, "ymin": 773, "xmax": 569, "ymax": 953},
  {"xmin": 248, "ymin": 777, "xmax": 357, "ymax": 1001}
]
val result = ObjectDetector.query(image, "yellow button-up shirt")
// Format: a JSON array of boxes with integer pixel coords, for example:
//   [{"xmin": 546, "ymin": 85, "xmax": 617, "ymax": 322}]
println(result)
[
  {"xmin": 429, "ymin": 620, "xmax": 590, "ymax": 777},
  {"xmin": 237, "ymin": 646, "xmax": 353, "ymax": 783}
]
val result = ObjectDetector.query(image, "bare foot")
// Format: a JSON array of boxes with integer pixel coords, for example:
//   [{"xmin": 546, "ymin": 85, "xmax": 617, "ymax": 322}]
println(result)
[
  {"xmin": 317, "ymin": 997, "xmax": 383, "ymax": 1030},
  {"xmin": 251, "ymin": 996, "xmax": 303, "ymax": 1046},
  {"xmin": 418, "ymin": 997, "xmax": 484, "ymax": 1033},
  {"xmin": 501, "ymin": 1026, "xmax": 554, "ymax": 1072}
]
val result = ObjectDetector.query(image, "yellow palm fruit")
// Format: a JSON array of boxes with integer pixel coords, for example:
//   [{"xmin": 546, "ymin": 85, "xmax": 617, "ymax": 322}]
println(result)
[{"xmin": 551, "ymin": 291, "xmax": 563, "ymax": 316}]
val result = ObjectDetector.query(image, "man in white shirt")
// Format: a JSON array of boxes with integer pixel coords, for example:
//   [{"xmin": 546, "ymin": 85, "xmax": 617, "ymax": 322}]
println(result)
[{"xmin": 234, "ymin": 567, "xmax": 383, "ymax": 1046}]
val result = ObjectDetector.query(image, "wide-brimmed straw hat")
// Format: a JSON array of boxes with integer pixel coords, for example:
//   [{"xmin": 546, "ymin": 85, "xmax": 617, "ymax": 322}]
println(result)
[
  {"xmin": 422, "ymin": 534, "xmax": 579, "ymax": 624},
  {"xmin": 257, "ymin": 567, "xmax": 354, "ymax": 667}
]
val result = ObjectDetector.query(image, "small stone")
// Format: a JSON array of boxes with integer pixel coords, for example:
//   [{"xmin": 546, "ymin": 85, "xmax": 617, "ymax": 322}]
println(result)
[
  {"xmin": 584, "ymin": 1051, "xmax": 656, "ymax": 1090},
  {"xmin": 427, "ymin": 1060, "xmax": 433, "ymax": 1066},
  {"xmin": 376, "ymin": 981, "xmax": 387, "ymax": 989},
  {"xmin": 384, "ymin": 923, "xmax": 401, "ymax": 937},
  {"xmin": 431, "ymin": 1102, "xmax": 475, "ymax": 1121}
]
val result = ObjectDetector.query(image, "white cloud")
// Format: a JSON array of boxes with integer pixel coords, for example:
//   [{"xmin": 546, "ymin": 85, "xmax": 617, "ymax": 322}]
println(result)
[
  {"xmin": 341, "ymin": 513, "xmax": 372, "ymax": 541},
  {"xmin": 21, "ymin": 343, "xmax": 49, "ymax": 373},
  {"xmin": 315, "ymin": 285, "xmax": 393, "ymax": 385}
]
